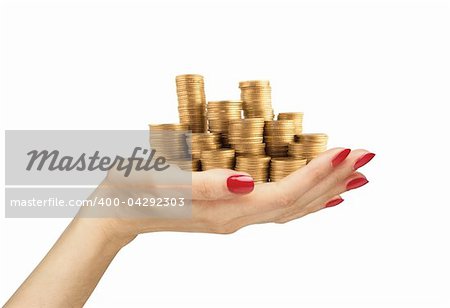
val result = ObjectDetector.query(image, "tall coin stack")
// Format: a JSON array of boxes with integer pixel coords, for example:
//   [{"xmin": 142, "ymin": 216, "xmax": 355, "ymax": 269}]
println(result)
[
  {"xmin": 264, "ymin": 120, "xmax": 295, "ymax": 157},
  {"xmin": 228, "ymin": 118, "xmax": 265, "ymax": 155},
  {"xmin": 149, "ymin": 124, "xmax": 188, "ymax": 161},
  {"xmin": 289, "ymin": 133, "xmax": 328, "ymax": 162},
  {"xmin": 200, "ymin": 149, "xmax": 236, "ymax": 170},
  {"xmin": 235, "ymin": 156, "xmax": 271, "ymax": 183},
  {"xmin": 239, "ymin": 80, "xmax": 274, "ymax": 121},
  {"xmin": 207, "ymin": 100, "xmax": 242, "ymax": 146},
  {"xmin": 270, "ymin": 157, "xmax": 307, "ymax": 182},
  {"xmin": 278, "ymin": 112, "xmax": 304, "ymax": 135},
  {"xmin": 186, "ymin": 132, "xmax": 221, "ymax": 170},
  {"xmin": 176, "ymin": 74, "xmax": 207, "ymax": 133}
]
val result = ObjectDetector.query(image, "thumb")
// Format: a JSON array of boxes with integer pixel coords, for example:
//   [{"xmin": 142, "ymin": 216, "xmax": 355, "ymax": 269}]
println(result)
[{"xmin": 192, "ymin": 169, "xmax": 255, "ymax": 200}]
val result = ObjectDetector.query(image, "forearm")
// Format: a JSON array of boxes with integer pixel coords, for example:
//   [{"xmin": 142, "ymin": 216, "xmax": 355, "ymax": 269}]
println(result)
[{"xmin": 5, "ymin": 218, "xmax": 132, "ymax": 307}]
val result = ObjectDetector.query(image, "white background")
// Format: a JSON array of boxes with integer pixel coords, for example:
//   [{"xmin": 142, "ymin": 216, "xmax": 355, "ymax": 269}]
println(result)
[{"xmin": 1, "ymin": 0, "xmax": 450, "ymax": 307}]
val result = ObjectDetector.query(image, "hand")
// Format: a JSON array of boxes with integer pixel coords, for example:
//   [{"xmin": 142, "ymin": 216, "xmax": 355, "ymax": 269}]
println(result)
[
  {"xmin": 6, "ymin": 147, "xmax": 375, "ymax": 307},
  {"xmin": 86, "ymin": 148, "xmax": 375, "ymax": 243}
]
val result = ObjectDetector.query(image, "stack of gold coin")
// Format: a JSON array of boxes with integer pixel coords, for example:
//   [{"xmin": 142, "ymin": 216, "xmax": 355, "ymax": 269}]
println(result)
[
  {"xmin": 207, "ymin": 100, "xmax": 243, "ymax": 146},
  {"xmin": 235, "ymin": 156, "xmax": 271, "ymax": 183},
  {"xmin": 233, "ymin": 143, "xmax": 266, "ymax": 156},
  {"xmin": 200, "ymin": 149, "xmax": 236, "ymax": 170},
  {"xmin": 277, "ymin": 112, "xmax": 304, "ymax": 135},
  {"xmin": 289, "ymin": 133, "xmax": 328, "ymax": 162},
  {"xmin": 264, "ymin": 120, "xmax": 295, "ymax": 157},
  {"xmin": 228, "ymin": 118, "xmax": 265, "ymax": 145},
  {"xmin": 269, "ymin": 157, "xmax": 307, "ymax": 182},
  {"xmin": 239, "ymin": 80, "xmax": 274, "ymax": 121},
  {"xmin": 186, "ymin": 132, "xmax": 221, "ymax": 160},
  {"xmin": 176, "ymin": 74, "xmax": 207, "ymax": 133},
  {"xmin": 149, "ymin": 124, "xmax": 189, "ymax": 161}
]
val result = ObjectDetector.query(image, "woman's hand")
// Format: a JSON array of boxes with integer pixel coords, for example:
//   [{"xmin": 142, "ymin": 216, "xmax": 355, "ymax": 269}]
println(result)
[
  {"xmin": 5, "ymin": 147, "xmax": 374, "ymax": 307},
  {"xmin": 88, "ymin": 148, "xmax": 375, "ymax": 243}
]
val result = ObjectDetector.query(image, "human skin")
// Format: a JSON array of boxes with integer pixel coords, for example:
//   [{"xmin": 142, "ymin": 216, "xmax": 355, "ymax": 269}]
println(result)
[{"xmin": 4, "ymin": 148, "xmax": 375, "ymax": 307}]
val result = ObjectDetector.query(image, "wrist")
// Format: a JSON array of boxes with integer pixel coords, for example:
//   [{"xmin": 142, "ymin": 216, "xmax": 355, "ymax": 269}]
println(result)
[{"xmin": 72, "ymin": 217, "xmax": 137, "ymax": 251}]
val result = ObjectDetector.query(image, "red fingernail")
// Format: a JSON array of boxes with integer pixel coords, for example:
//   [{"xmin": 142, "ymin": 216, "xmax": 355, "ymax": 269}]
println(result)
[
  {"xmin": 353, "ymin": 152, "xmax": 376, "ymax": 170},
  {"xmin": 227, "ymin": 175, "xmax": 255, "ymax": 194},
  {"xmin": 331, "ymin": 148, "xmax": 351, "ymax": 167},
  {"xmin": 346, "ymin": 177, "xmax": 369, "ymax": 190},
  {"xmin": 325, "ymin": 197, "xmax": 344, "ymax": 208}
]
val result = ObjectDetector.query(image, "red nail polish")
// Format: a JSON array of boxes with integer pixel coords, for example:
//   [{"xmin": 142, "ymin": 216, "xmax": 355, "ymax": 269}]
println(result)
[
  {"xmin": 346, "ymin": 177, "xmax": 369, "ymax": 190},
  {"xmin": 325, "ymin": 197, "xmax": 344, "ymax": 208},
  {"xmin": 332, "ymin": 148, "xmax": 351, "ymax": 167},
  {"xmin": 354, "ymin": 152, "xmax": 376, "ymax": 170},
  {"xmin": 227, "ymin": 175, "xmax": 255, "ymax": 194}
]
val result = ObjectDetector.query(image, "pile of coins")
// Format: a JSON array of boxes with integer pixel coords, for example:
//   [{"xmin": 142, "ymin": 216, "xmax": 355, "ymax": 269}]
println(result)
[
  {"xmin": 278, "ymin": 112, "xmax": 303, "ymax": 135},
  {"xmin": 207, "ymin": 100, "xmax": 242, "ymax": 146},
  {"xmin": 176, "ymin": 74, "xmax": 207, "ymax": 133},
  {"xmin": 239, "ymin": 80, "xmax": 274, "ymax": 121},
  {"xmin": 149, "ymin": 124, "xmax": 188, "ymax": 161},
  {"xmin": 289, "ymin": 133, "xmax": 329, "ymax": 162},
  {"xmin": 235, "ymin": 156, "xmax": 271, "ymax": 183},
  {"xmin": 264, "ymin": 120, "xmax": 295, "ymax": 157},
  {"xmin": 200, "ymin": 149, "xmax": 236, "ymax": 170},
  {"xmin": 149, "ymin": 75, "xmax": 329, "ymax": 182},
  {"xmin": 269, "ymin": 157, "xmax": 308, "ymax": 182}
]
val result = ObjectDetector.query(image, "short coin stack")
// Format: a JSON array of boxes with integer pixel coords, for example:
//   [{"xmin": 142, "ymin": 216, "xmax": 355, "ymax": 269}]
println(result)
[
  {"xmin": 289, "ymin": 133, "xmax": 329, "ymax": 162},
  {"xmin": 269, "ymin": 157, "xmax": 308, "ymax": 182},
  {"xmin": 207, "ymin": 100, "xmax": 242, "ymax": 146},
  {"xmin": 149, "ymin": 124, "xmax": 188, "ymax": 161},
  {"xmin": 186, "ymin": 132, "xmax": 221, "ymax": 170},
  {"xmin": 264, "ymin": 120, "xmax": 295, "ymax": 157},
  {"xmin": 235, "ymin": 156, "xmax": 271, "ymax": 183},
  {"xmin": 228, "ymin": 118, "xmax": 265, "ymax": 155},
  {"xmin": 176, "ymin": 74, "xmax": 207, "ymax": 133},
  {"xmin": 200, "ymin": 149, "xmax": 236, "ymax": 170},
  {"xmin": 239, "ymin": 80, "xmax": 274, "ymax": 121},
  {"xmin": 278, "ymin": 112, "xmax": 304, "ymax": 135}
]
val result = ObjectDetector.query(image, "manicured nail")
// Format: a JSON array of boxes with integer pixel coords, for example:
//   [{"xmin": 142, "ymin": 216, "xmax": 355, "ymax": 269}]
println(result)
[
  {"xmin": 353, "ymin": 152, "xmax": 376, "ymax": 170},
  {"xmin": 346, "ymin": 177, "xmax": 369, "ymax": 190},
  {"xmin": 227, "ymin": 175, "xmax": 255, "ymax": 194},
  {"xmin": 331, "ymin": 148, "xmax": 351, "ymax": 167},
  {"xmin": 325, "ymin": 197, "xmax": 344, "ymax": 208}
]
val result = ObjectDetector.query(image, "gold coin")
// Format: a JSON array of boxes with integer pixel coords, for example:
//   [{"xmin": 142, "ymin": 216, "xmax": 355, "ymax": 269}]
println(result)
[
  {"xmin": 269, "ymin": 157, "xmax": 307, "ymax": 181},
  {"xmin": 289, "ymin": 133, "xmax": 328, "ymax": 162},
  {"xmin": 239, "ymin": 80, "xmax": 271, "ymax": 88},
  {"xmin": 176, "ymin": 74, "xmax": 207, "ymax": 133}
]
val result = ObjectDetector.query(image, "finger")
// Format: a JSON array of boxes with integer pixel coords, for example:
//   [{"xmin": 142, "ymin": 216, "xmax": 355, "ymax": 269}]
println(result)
[
  {"xmin": 280, "ymin": 172, "xmax": 368, "ymax": 223},
  {"xmin": 305, "ymin": 172, "xmax": 368, "ymax": 213},
  {"xmin": 192, "ymin": 169, "xmax": 254, "ymax": 200},
  {"xmin": 274, "ymin": 147, "xmax": 351, "ymax": 203},
  {"xmin": 274, "ymin": 194, "xmax": 343, "ymax": 224},
  {"xmin": 288, "ymin": 149, "xmax": 371, "ymax": 208}
]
